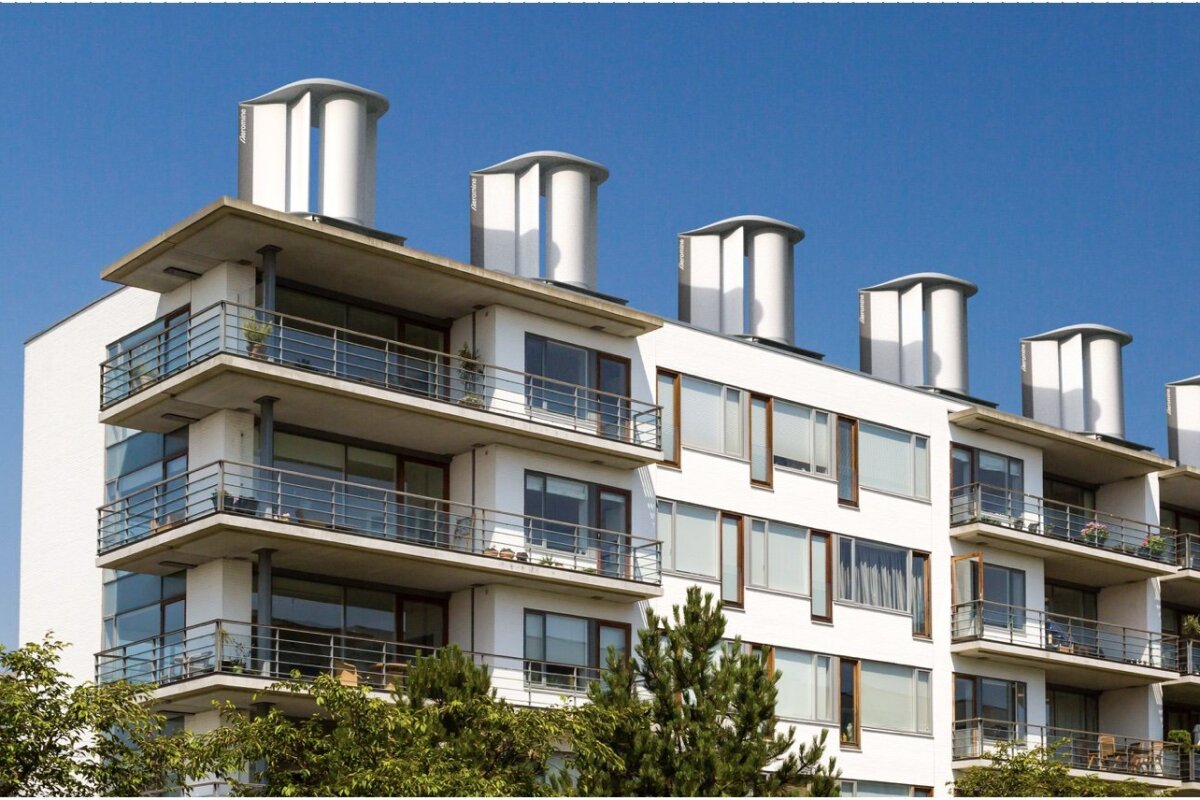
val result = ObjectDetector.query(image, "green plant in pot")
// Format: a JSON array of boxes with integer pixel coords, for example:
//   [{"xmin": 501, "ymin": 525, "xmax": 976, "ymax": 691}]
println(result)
[
  {"xmin": 1144, "ymin": 534, "xmax": 1168, "ymax": 558},
  {"xmin": 243, "ymin": 318, "xmax": 273, "ymax": 357},
  {"xmin": 457, "ymin": 343, "xmax": 484, "ymax": 407},
  {"xmin": 1184, "ymin": 615, "xmax": 1200, "ymax": 640},
  {"xmin": 1080, "ymin": 520, "xmax": 1108, "ymax": 546}
]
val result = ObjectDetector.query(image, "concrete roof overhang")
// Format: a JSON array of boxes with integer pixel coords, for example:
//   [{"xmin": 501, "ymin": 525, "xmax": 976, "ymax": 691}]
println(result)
[
  {"xmin": 99, "ymin": 198, "xmax": 662, "ymax": 338},
  {"xmin": 949, "ymin": 406, "xmax": 1173, "ymax": 484}
]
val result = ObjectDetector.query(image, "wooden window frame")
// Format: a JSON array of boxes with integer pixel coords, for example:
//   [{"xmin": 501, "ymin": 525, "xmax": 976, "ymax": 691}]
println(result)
[
  {"xmin": 912, "ymin": 550, "xmax": 932, "ymax": 639},
  {"xmin": 657, "ymin": 369, "xmax": 682, "ymax": 467},
  {"xmin": 524, "ymin": 470, "xmax": 633, "ymax": 576},
  {"xmin": 811, "ymin": 531, "xmax": 833, "ymax": 623},
  {"xmin": 837, "ymin": 416, "xmax": 859, "ymax": 507},
  {"xmin": 523, "ymin": 609, "xmax": 632, "ymax": 669},
  {"xmin": 750, "ymin": 394, "xmax": 773, "ymax": 488},
  {"xmin": 839, "ymin": 657, "xmax": 861, "ymax": 748},
  {"xmin": 720, "ymin": 513, "xmax": 745, "ymax": 608}
]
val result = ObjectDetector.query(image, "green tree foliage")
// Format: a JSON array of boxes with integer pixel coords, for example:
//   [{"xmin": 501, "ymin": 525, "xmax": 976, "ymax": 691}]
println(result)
[
  {"xmin": 951, "ymin": 741, "xmax": 1160, "ymax": 797},
  {"xmin": 569, "ymin": 586, "xmax": 841, "ymax": 796},
  {"xmin": 0, "ymin": 636, "xmax": 206, "ymax": 796},
  {"xmin": 205, "ymin": 645, "xmax": 621, "ymax": 796}
]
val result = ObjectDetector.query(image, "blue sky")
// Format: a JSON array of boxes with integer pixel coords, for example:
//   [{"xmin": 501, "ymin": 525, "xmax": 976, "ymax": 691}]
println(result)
[{"xmin": 1, "ymin": 5, "xmax": 1198, "ymax": 649}]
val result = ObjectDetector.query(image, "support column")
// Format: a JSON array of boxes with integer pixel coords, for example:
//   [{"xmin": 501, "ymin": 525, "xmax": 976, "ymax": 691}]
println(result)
[
  {"xmin": 257, "ymin": 396, "xmax": 277, "ymax": 467},
  {"xmin": 258, "ymin": 246, "xmax": 280, "ymax": 312},
  {"xmin": 255, "ymin": 548, "xmax": 275, "ymax": 675}
]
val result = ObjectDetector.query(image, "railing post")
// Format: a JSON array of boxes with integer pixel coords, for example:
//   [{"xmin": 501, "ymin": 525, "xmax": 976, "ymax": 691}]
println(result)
[{"xmin": 215, "ymin": 622, "xmax": 224, "ymax": 673}]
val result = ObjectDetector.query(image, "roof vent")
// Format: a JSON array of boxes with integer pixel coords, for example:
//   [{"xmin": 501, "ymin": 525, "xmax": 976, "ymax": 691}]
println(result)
[
  {"xmin": 859, "ymin": 273, "xmax": 977, "ymax": 395},
  {"xmin": 238, "ymin": 78, "xmax": 389, "ymax": 227},
  {"xmin": 1167, "ymin": 376, "xmax": 1200, "ymax": 466},
  {"xmin": 1021, "ymin": 324, "xmax": 1132, "ymax": 438},
  {"xmin": 677, "ymin": 216, "xmax": 805, "ymax": 345},
  {"xmin": 469, "ymin": 151, "xmax": 607, "ymax": 291}
]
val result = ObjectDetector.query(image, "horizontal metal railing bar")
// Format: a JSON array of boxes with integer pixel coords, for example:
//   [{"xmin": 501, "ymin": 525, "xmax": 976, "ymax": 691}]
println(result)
[
  {"xmin": 950, "ymin": 483, "xmax": 1178, "ymax": 565},
  {"xmin": 99, "ymin": 302, "xmax": 661, "ymax": 449},
  {"xmin": 95, "ymin": 619, "xmax": 613, "ymax": 706},
  {"xmin": 951, "ymin": 599, "xmax": 1179, "ymax": 670},
  {"xmin": 952, "ymin": 717, "xmax": 1181, "ymax": 779},
  {"xmin": 96, "ymin": 461, "xmax": 661, "ymax": 585}
]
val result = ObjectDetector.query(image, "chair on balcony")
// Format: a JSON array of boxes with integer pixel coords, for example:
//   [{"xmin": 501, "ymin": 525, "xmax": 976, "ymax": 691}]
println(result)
[
  {"xmin": 1046, "ymin": 618, "xmax": 1076, "ymax": 654},
  {"xmin": 1088, "ymin": 735, "xmax": 1117, "ymax": 770}
]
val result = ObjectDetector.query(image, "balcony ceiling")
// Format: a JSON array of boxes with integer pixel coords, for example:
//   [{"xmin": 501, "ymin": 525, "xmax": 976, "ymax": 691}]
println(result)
[
  {"xmin": 949, "ymin": 407, "xmax": 1173, "ymax": 484},
  {"xmin": 99, "ymin": 198, "xmax": 662, "ymax": 338},
  {"xmin": 1160, "ymin": 467, "xmax": 1200, "ymax": 512}
]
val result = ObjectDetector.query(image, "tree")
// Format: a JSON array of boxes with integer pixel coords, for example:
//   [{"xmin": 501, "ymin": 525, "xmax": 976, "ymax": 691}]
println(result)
[
  {"xmin": 205, "ymin": 645, "xmax": 621, "ymax": 796},
  {"xmin": 0, "ymin": 636, "xmax": 206, "ymax": 796},
  {"xmin": 951, "ymin": 741, "xmax": 1159, "ymax": 797},
  {"xmin": 569, "ymin": 586, "xmax": 841, "ymax": 796}
]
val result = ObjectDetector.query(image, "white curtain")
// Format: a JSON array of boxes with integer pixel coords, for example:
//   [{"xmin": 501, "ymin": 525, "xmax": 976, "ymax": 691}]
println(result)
[
  {"xmin": 673, "ymin": 503, "xmax": 718, "ymax": 578},
  {"xmin": 861, "ymin": 661, "xmax": 918, "ymax": 732},
  {"xmin": 775, "ymin": 649, "xmax": 814, "ymax": 720},
  {"xmin": 774, "ymin": 401, "xmax": 813, "ymax": 469},
  {"xmin": 855, "ymin": 541, "xmax": 909, "ymax": 611}
]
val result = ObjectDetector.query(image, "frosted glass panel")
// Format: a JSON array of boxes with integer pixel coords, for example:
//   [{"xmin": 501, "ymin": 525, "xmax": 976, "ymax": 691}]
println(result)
[
  {"xmin": 721, "ymin": 516, "xmax": 740, "ymax": 603},
  {"xmin": 723, "ymin": 387, "xmax": 744, "ymax": 457},
  {"xmin": 815, "ymin": 655, "xmax": 834, "ymax": 721},
  {"xmin": 658, "ymin": 373, "xmax": 678, "ymax": 459},
  {"xmin": 813, "ymin": 412, "xmax": 831, "ymax": 475},
  {"xmin": 657, "ymin": 501, "xmax": 675, "ymax": 572},
  {"xmin": 861, "ymin": 661, "xmax": 916, "ymax": 732},
  {"xmin": 860, "ymin": 422, "xmax": 915, "ymax": 496},
  {"xmin": 750, "ymin": 397, "xmax": 769, "ymax": 481},
  {"xmin": 749, "ymin": 519, "xmax": 767, "ymax": 587},
  {"xmin": 916, "ymin": 670, "xmax": 931, "ymax": 733},
  {"xmin": 681, "ymin": 377, "xmax": 722, "ymax": 452},
  {"xmin": 775, "ymin": 649, "xmax": 814, "ymax": 720},
  {"xmin": 674, "ymin": 504, "xmax": 718, "ymax": 577}
]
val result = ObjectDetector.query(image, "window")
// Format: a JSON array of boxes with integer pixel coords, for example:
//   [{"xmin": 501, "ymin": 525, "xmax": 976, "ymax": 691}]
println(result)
[
  {"xmin": 749, "ymin": 519, "xmax": 808, "ymax": 595},
  {"xmin": 952, "ymin": 445, "xmax": 1024, "ymax": 516},
  {"xmin": 104, "ymin": 307, "xmax": 191, "ymax": 401},
  {"xmin": 525, "ymin": 334, "xmax": 631, "ymax": 439},
  {"xmin": 837, "ymin": 417, "xmax": 858, "ymax": 506},
  {"xmin": 811, "ymin": 532, "xmax": 832, "ymax": 622},
  {"xmin": 773, "ymin": 400, "xmax": 831, "ymax": 476},
  {"xmin": 860, "ymin": 661, "xmax": 931, "ymax": 734},
  {"xmin": 657, "ymin": 370, "xmax": 681, "ymax": 466},
  {"xmin": 720, "ymin": 514, "xmax": 743, "ymax": 606},
  {"xmin": 657, "ymin": 501, "xmax": 719, "ymax": 578},
  {"xmin": 771, "ymin": 648, "xmax": 835, "ymax": 722},
  {"xmin": 525, "ymin": 473, "xmax": 629, "ymax": 573},
  {"xmin": 838, "ymin": 537, "xmax": 911, "ymax": 613},
  {"xmin": 955, "ymin": 674, "xmax": 1027, "ymax": 728},
  {"xmin": 1047, "ymin": 687, "xmax": 1099, "ymax": 734},
  {"xmin": 982, "ymin": 563, "xmax": 1026, "ymax": 629},
  {"xmin": 681, "ymin": 376, "xmax": 745, "ymax": 457},
  {"xmin": 912, "ymin": 552, "xmax": 930, "ymax": 637},
  {"xmin": 524, "ymin": 611, "xmax": 629, "ymax": 690},
  {"xmin": 103, "ymin": 426, "xmax": 188, "ymax": 543},
  {"xmin": 840, "ymin": 658, "xmax": 860, "ymax": 747},
  {"xmin": 859, "ymin": 422, "xmax": 929, "ymax": 499},
  {"xmin": 840, "ymin": 781, "xmax": 931, "ymax": 797},
  {"xmin": 102, "ymin": 570, "xmax": 186, "ymax": 651},
  {"xmin": 750, "ymin": 395, "xmax": 772, "ymax": 486}
]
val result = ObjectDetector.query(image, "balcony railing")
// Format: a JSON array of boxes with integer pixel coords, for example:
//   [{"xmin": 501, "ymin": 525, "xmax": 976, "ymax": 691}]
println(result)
[
  {"xmin": 1178, "ymin": 534, "xmax": 1200, "ymax": 571},
  {"xmin": 1181, "ymin": 640, "xmax": 1200, "ymax": 675},
  {"xmin": 96, "ymin": 460, "xmax": 660, "ymax": 585},
  {"xmin": 96, "ymin": 619, "xmax": 606, "ymax": 708},
  {"xmin": 99, "ymin": 301, "xmax": 661, "ymax": 450},
  {"xmin": 951, "ymin": 600, "xmax": 1180, "ymax": 671},
  {"xmin": 953, "ymin": 718, "xmax": 1181, "ymax": 780},
  {"xmin": 950, "ymin": 483, "xmax": 1178, "ymax": 566}
]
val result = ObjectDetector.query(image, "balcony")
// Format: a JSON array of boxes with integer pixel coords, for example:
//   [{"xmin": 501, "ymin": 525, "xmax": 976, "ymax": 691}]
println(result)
[
  {"xmin": 96, "ymin": 619, "xmax": 602, "ymax": 715},
  {"xmin": 951, "ymin": 601, "xmax": 1179, "ymax": 689},
  {"xmin": 950, "ymin": 484, "xmax": 1178, "ymax": 585},
  {"xmin": 1161, "ymin": 534, "xmax": 1200, "ymax": 608},
  {"xmin": 952, "ymin": 718, "xmax": 1181, "ymax": 787},
  {"xmin": 97, "ymin": 461, "xmax": 661, "ymax": 601},
  {"xmin": 99, "ymin": 302, "xmax": 661, "ymax": 468}
]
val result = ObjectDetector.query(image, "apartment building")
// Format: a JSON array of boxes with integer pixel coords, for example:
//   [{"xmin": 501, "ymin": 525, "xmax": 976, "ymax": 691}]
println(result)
[{"xmin": 20, "ymin": 77, "xmax": 1200, "ymax": 796}]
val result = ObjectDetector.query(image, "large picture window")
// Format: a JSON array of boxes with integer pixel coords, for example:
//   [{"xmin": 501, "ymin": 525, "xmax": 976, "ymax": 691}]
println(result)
[
  {"xmin": 524, "ymin": 610, "xmax": 629, "ymax": 691},
  {"xmin": 838, "ymin": 537, "xmax": 911, "ymax": 613},
  {"xmin": 656, "ymin": 500, "xmax": 719, "ymax": 578},
  {"xmin": 525, "ymin": 334, "xmax": 631, "ymax": 438},
  {"xmin": 525, "ymin": 472, "xmax": 629, "ymax": 574},
  {"xmin": 774, "ymin": 400, "xmax": 831, "ymax": 476},
  {"xmin": 860, "ymin": 661, "xmax": 932, "ymax": 734},
  {"xmin": 749, "ymin": 519, "xmax": 808, "ymax": 595},
  {"xmin": 680, "ymin": 377, "xmax": 745, "ymax": 457},
  {"xmin": 859, "ymin": 422, "xmax": 929, "ymax": 500}
]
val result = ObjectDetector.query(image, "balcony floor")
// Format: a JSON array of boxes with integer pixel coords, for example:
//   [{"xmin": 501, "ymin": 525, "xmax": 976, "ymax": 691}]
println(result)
[
  {"xmin": 951, "ymin": 639, "xmax": 1177, "ymax": 691},
  {"xmin": 950, "ymin": 520, "xmax": 1176, "ymax": 586},
  {"xmin": 99, "ymin": 354, "xmax": 657, "ymax": 469},
  {"xmin": 96, "ymin": 512, "xmax": 661, "ymax": 602}
]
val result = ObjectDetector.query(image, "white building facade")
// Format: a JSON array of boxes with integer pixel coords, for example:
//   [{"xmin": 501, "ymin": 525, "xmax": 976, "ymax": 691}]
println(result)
[{"xmin": 20, "ymin": 79, "xmax": 1200, "ymax": 796}]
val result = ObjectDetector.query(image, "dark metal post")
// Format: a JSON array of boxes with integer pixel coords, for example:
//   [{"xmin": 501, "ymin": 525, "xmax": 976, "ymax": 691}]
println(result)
[
  {"xmin": 257, "ymin": 396, "xmax": 277, "ymax": 468},
  {"xmin": 258, "ymin": 245, "xmax": 280, "ymax": 312},
  {"xmin": 255, "ymin": 548, "xmax": 275, "ymax": 675}
]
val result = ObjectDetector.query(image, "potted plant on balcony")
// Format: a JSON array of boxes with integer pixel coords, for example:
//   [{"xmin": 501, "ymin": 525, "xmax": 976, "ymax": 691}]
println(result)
[
  {"xmin": 243, "ymin": 318, "xmax": 273, "ymax": 359},
  {"xmin": 457, "ymin": 343, "xmax": 484, "ymax": 408},
  {"xmin": 499, "ymin": 548, "xmax": 515, "ymax": 560},
  {"xmin": 1143, "ymin": 534, "xmax": 1168, "ymax": 558},
  {"xmin": 1168, "ymin": 730, "xmax": 1193, "ymax": 779},
  {"xmin": 1080, "ymin": 520, "xmax": 1108, "ymax": 547}
]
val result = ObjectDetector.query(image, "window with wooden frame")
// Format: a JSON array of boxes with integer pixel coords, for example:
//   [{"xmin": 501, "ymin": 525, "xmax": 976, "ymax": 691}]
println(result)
[
  {"xmin": 811, "ymin": 531, "xmax": 833, "ymax": 622},
  {"xmin": 912, "ymin": 551, "xmax": 931, "ymax": 638},
  {"xmin": 523, "ymin": 610, "xmax": 631, "ymax": 691},
  {"xmin": 839, "ymin": 657, "xmax": 860, "ymax": 747},
  {"xmin": 720, "ymin": 513, "xmax": 744, "ymax": 607},
  {"xmin": 656, "ymin": 369, "xmax": 682, "ymax": 466},
  {"xmin": 836, "ymin": 417, "xmax": 859, "ymax": 506},
  {"xmin": 750, "ymin": 394, "xmax": 772, "ymax": 487}
]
